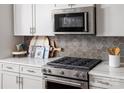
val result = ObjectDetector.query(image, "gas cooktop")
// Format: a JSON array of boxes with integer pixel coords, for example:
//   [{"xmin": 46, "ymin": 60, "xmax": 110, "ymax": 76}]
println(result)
[{"xmin": 47, "ymin": 57, "xmax": 102, "ymax": 70}]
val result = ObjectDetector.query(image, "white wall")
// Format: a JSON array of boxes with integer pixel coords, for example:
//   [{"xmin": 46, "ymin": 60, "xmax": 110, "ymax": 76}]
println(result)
[{"xmin": 0, "ymin": 4, "xmax": 23, "ymax": 58}]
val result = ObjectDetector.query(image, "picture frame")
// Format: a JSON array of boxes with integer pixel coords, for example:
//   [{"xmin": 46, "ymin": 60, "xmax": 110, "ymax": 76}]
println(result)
[{"xmin": 34, "ymin": 46, "xmax": 45, "ymax": 59}]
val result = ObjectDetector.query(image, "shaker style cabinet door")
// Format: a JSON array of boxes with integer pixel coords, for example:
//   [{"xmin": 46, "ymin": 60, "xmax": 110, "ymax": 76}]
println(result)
[
  {"xmin": 2, "ymin": 72, "xmax": 19, "ymax": 89},
  {"xmin": 96, "ymin": 4, "xmax": 124, "ymax": 36},
  {"xmin": 14, "ymin": 4, "xmax": 33, "ymax": 36},
  {"xmin": 20, "ymin": 75, "xmax": 43, "ymax": 89},
  {"xmin": 0, "ymin": 63, "xmax": 2, "ymax": 89},
  {"xmin": 14, "ymin": 4, "xmax": 54, "ymax": 36},
  {"xmin": 0, "ymin": 72, "xmax": 2, "ymax": 89},
  {"xmin": 35, "ymin": 4, "xmax": 55, "ymax": 36}
]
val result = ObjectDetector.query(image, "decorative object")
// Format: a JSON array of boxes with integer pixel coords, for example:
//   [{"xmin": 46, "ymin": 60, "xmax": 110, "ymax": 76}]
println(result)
[
  {"xmin": 12, "ymin": 51, "xmax": 27, "ymax": 57},
  {"xmin": 12, "ymin": 42, "xmax": 28, "ymax": 57},
  {"xmin": 109, "ymin": 55, "xmax": 120, "ymax": 67},
  {"xmin": 34, "ymin": 46, "xmax": 45, "ymax": 59},
  {"xmin": 28, "ymin": 36, "xmax": 64, "ymax": 58},
  {"xmin": 108, "ymin": 47, "xmax": 121, "ymax": 67}
]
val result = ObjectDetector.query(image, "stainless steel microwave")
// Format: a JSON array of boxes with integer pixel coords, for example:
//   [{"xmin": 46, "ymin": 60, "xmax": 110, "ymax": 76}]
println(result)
[{"xmin": 52, "ymin": 6, "xmax": 95, "ymax": 34}]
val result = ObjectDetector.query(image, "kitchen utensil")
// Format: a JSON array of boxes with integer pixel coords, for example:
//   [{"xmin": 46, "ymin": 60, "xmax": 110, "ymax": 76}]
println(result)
[
  {"xmin": 49, "ymin": 39, "xmax": 64, "ymax": 57},
  {"xmin": 115, "ymin": 47, "xmax": 120, "ymax": 55},
  {"xmin": 108, "ymin": 48, "xmax": 114, "ymax": 55},
  {"xmin": 107, "ymin": 47, "xmax": 120, "ymax": 55}
]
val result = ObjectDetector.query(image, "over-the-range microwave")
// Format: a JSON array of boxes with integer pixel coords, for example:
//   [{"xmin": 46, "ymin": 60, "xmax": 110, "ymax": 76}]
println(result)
[{"xmin": 52, "ymin": 6, "xmax": 95, "ymax": 34}]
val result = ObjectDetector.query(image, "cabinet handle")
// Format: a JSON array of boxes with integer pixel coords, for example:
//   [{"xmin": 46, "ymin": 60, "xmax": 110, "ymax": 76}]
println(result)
[
  {"xmin": 27, "ymin": 70, "xmax": 36, "ymax": 73},
  {"xmin": 30, "ymin": 28, "xmax": 32, "ymax": 34},
  {"xmin": 16, "ymin": 76, "xmax": 19, "ymax": 84},
  {"xmin": 6, "ymin": 66, "xmax": 13, "ymax": 70},
  {"xmin": 97, "ymin": 80, "xmax": 110, "ymax": 86},
  {"xmin": 68, "ymin": 4, "xmax": 75, "ymax": 8},
  {"xmin": 54, "ymin": 4, "xmax": 56, "ymax": 7},
  {"xmin": 21, "ymin": 77, "xmax": 23, "ymax": 89},
  {"xmin": 32, "ymin": 28, "xmax": 36, "ymax": 34}
]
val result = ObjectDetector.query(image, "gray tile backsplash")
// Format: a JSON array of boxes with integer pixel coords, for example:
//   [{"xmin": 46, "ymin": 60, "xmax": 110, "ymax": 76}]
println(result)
[{"xmin": 24, "ymin": 35, "xmax": 124, "ymax": 61}]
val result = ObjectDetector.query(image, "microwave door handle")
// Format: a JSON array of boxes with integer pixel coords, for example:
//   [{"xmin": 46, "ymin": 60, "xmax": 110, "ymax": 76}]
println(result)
[{"xmin": 84, "ymin": 12, "xmax": 88, "ymax": 32}]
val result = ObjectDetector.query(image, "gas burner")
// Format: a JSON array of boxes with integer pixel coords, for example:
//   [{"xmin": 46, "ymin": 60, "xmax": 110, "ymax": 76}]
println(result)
[{"xmin": 47, "ymin": 57, "xmax": 102, "ymax": 70}]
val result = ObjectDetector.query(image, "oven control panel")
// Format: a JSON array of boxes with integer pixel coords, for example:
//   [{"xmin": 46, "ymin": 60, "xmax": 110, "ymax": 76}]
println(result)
[{"xmin": 42, "ymin": 66, "xmax": 88, "ymax": 81}]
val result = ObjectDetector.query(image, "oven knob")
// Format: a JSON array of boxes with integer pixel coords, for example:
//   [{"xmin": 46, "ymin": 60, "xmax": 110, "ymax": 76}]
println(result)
[
  {"xmin": 60, "ymin": 71, "xmax": 64, "ymax": 75},
  {"xmin": 48, "ymin": 69, "xmax": 52, "ymax": 73},
  {"xmin": 81, "ymin": 75, "xmax": 86, "ymax": 79},
  {"xmin": 74, "ymin": 73, "xmax": 79, "ymax": 77},
  {"xmin": 42, "ymin": 69, "xmax": 47, "ymax": 73}
]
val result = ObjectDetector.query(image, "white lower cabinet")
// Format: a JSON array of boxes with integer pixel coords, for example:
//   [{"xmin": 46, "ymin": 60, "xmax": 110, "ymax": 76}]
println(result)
[
  {"xmin": 0, "ymin": 63, "xmax": 3, "ymax": 89},
  {"xmin": 1, "ymin": 63, "xmax": 43, "ymax": 89},
  {"xmin": 20, "ymin": 75, "xmax": 43, "ymax": 89},
  {"xmin": 2, "ymin": 71, "xmax": 19, "ymax": 89},
  {"xmin": 0, "ymin": 71, "xmax": 2, "ymax": 89},
  {"xmin": 89, "ymin": 75, "xmax": 124, "ymax": 89},
  {"xmin": 2, "ymin": 71, "xmax": 43, "ymax": 89}
]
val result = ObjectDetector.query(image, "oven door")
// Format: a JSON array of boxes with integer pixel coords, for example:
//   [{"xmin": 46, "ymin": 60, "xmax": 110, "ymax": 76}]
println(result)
[{"xmin": 43, "ymin": 75, "xmax": 88, "ymax": 89}]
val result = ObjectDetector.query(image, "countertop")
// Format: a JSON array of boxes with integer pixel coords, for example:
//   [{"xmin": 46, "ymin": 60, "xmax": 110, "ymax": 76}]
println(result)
[
  {"xmin": 2, "ymin": 57, "xmax": 124, "ymax": 80},
  {"xmin": 0, "ymin": 57, "xmax": 61, "ymax": 67},
  {"xmin": 89, "ymin": 61, "xmax": 124, "ymax": 80}
]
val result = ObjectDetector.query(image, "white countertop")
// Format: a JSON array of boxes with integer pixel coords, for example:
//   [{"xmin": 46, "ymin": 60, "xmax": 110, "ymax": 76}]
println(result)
[
  {"xmin": 89, "ymin": 61, "xmax": 124, "ymax": 80},
  {"xmin": 2, "ymin": 57, "xmax": 124, "ymax": 80},
  {"xmin": 0, "ymin": 57, "xmax": 61, "ymax": 67}
]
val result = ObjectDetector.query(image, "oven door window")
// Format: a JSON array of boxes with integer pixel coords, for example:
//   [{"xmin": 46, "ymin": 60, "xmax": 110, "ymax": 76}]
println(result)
[
  {"xmin": 55, "ymin": 12, "xmax": 88, "ymax": 32},
  {"xmin": 46, "ymin": 81, "xmax": 81, "ymax": 89}
]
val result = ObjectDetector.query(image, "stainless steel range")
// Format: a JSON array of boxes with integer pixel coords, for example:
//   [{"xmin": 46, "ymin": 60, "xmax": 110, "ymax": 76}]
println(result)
[{"xmin": 42, "ymin": 57, "xmax": 102, "ymax": 89}]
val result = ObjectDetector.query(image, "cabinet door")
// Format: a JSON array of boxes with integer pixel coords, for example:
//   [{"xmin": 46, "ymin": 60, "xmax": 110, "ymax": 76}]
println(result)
[
  {"xmin": 35, "ymin": 4, "xmax": 54, "ymax": 36},
  {"xmin": 96, "ymin": 4, "xmax": 124, "ymax": 36},
  {"xmin": 2, "ymin": 72, "xmax": 19, "ymax": 89},
  {"xmin": 0, "ymin": 71, "xmax": 2, "ymax": 89},
  {"xmin": 0, "ymin": 63, "xmax": 3, "ymax": 89},
  {"xmin": 14, "ymin": 4, "xmax": 33, "ymax": 36},
  {"xmin": 20, "ymin": 75, "xmax": 43, "ymax": 89}
]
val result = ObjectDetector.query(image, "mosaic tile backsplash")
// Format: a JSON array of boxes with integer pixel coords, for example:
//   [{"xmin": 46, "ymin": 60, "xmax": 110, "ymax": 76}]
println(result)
[{"xmin": 24, "ymin": 35, "xmax": 124, "ymax": 61}]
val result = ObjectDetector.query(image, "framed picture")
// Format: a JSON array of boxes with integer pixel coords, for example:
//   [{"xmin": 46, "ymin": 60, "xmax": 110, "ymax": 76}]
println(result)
[{"xmin": 34, "ymin": 46, "xmax": 45, "ymax": 59}]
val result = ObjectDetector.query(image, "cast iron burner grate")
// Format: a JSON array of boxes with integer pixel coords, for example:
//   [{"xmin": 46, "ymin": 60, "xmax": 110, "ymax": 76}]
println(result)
[{"xmin": 47, "ymin": 57, "xmax": 102, "ymax": 70}]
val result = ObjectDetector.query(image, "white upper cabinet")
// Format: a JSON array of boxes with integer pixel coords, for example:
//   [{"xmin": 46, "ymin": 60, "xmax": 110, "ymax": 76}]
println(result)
[
  {"xmin": 54, "ymin": 4, "xmax": 94, "ymax": 9},
  {"xmin": 96, "ymin": 4, "xmax": 124, "ymax": 36},
  {"xmin": 14, "ymin": 4, "xmax": 55, "ymax": 36},
  {"xmin": 14, "ymin": 4, "xmax": 33, "ymax": 36},
  {"xmin": 35, "ymin": 4, "xmax": 54, "ymax": 36}
]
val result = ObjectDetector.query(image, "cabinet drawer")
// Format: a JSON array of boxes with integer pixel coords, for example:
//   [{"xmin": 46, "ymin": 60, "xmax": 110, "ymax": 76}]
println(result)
[
  {"xmin": 3, "ymin": 63, "xmax": 19, "ymax": 73},
  {"xmin": 20, "ymin": 66, "xmax": 42, "ymax": 76},
  {"xmin": 90, "ymin": 75, "xmax": 124, "ymax": 89}
]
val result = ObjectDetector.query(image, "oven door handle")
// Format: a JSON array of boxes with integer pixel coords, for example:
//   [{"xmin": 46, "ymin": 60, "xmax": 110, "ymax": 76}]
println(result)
[{"xmin": 44, "ymin": 77, "xmax": 82, "ymax": 87}]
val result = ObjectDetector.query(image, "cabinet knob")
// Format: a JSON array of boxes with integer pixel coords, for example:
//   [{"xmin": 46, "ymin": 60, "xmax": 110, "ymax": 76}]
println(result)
[
  {"xmin": 42, "ymin": 69, "xmax": 47, "ymax": 73},
  {"xmin": 74, "ymin": 73, "xmax": 79, "ymax": 77},
  {"xmin": 48, "ymin": 69, "xmax": 52, "ymax": 73},
  {"xmin": 60, "ymin": 71, "xmax": 64, "ymax": 75}
]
